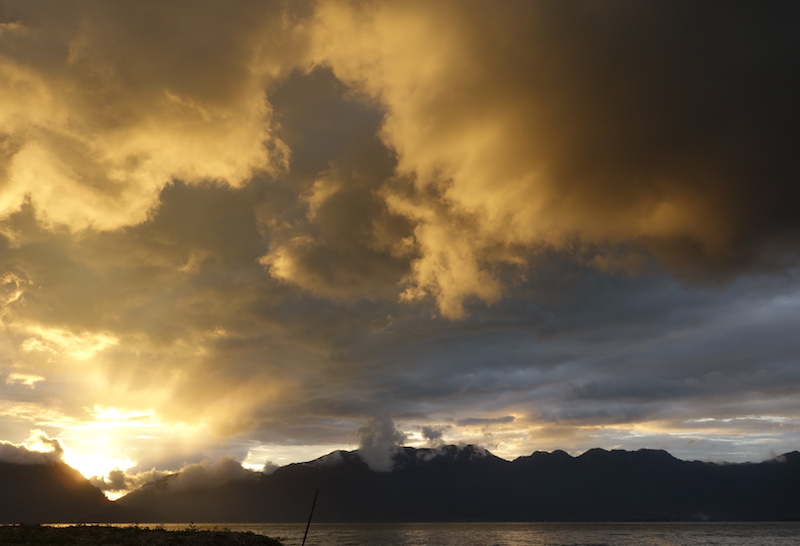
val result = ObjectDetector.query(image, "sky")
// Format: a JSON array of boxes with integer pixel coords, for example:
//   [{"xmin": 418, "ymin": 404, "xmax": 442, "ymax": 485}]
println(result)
[{"xmin": 1, "ymin": 0, "xmax": 800, "ymax": 498}]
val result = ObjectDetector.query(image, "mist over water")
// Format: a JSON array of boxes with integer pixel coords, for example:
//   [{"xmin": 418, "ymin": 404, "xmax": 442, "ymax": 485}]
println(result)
[{"xmin": 104, "ymin": 522, "xmax": 800, "ymax": 546}]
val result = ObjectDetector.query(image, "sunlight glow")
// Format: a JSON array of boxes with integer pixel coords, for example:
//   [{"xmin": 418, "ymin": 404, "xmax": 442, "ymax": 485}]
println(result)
[
  {"xmin": 54, "ymin": 405, "xmax": 204, "ymax": 482},
  {"xmin": 62, "ymin": 448, "xmax": 136, "ymax": 482}
]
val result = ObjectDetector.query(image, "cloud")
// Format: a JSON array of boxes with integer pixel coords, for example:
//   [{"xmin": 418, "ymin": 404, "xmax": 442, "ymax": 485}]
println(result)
[
  {"xmin": 0, "ymin": 443, "xmax": 55, "ymax": 465},
  {"xmin": 92, "ymin": 457, "xmax": 259, "ymax": 496},
  {"xmin": 0, "ymin": 430, "xmax": 63, "ymax": 464},
  {"xmin": 312, "ymin": 0, "xmax": 800, "ymax": 317},
  {"xmin": 167, "ymin": 456, "xmax": 259, "ymax": 493},
  {"xmin": 456, "ymin": 416, "xmax": 516, "ymax": 427},
  {"xmin": 0, "ymin": 0, "xmax": 306, "ymax": 231},
  {"xmin": 0, "ymin": 183, "xmax": 317, "ymax": 437},
  {"xmin": 258, "ymin": 67, "xmax": 410, "ymax": 302},
  {"xmin": 262, "ymin": 461, "xmax": 280, "ymax": 475},
  {"xmin": 90, "ymin": 467, "xmax": 171, "ymax": 495},
  {"xmin": 420, "ymin": 426, "xmax": 445, "ymax": 442},
  {"xmin": 419, "ymin": 424, "xmax": 458, "ymax": 449},
  {"xmin": 0, "ymin": 271, "xmax": 28, "ymax": 305},
  {"xmin": 5, "ymin": 373, "xmax": 44, "ymax": 388},
  {"xmin": 90, "ymin": 468, "xmax": 130, "ymax": 492},
  {"xmin": 356, "ymin": 416, "xmax": 407, "ymax": 471}
]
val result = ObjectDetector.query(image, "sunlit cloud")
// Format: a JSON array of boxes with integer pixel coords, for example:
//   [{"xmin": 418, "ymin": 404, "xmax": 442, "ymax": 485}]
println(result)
[
  {"xmin": 0, "ymin": 0, "xmax": 305, "ymax": 231},
  {"xmin": 21, "ymin": 327, "xmax": 118, "ymax": 361},
  {"xmin": 21, "ymin": 429, "xmax": 63, "ymax": 457},
  {"xmin": 4, "ymin": 372, "xmax": 44, "ymax": 388},
  {"xmin": 0, "ymin": 271, "xmax": 29, "ymax": 305}
]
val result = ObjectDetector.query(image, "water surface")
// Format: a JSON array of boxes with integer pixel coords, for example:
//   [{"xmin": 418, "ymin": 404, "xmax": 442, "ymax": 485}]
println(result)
[{"xmin": 126, "ymin": 522, "xmax": 800, "ymax": 546}]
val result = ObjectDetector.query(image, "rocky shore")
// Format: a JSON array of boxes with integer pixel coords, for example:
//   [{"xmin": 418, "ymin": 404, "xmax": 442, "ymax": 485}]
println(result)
[{"xmin": 0, "ymin": 524, "xmax": 285, "ymax": 545}]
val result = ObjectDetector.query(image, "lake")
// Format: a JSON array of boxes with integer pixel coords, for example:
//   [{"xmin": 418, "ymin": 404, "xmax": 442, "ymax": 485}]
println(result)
[{"xmin": 130, "ymin": 522, "xmax": 800, "ymax": 545}]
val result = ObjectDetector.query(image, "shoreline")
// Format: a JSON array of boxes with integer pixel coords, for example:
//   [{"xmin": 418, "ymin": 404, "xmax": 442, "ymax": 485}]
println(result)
[{"xmin": 0, "ymin": 524, "xmax": 285, "ymax": 545}]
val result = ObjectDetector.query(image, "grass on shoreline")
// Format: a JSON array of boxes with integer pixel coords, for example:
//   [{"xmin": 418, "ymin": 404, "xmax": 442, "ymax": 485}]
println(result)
[{"xmin": 0, "ymin": 524, "xmax": 285, "ymax": 545}]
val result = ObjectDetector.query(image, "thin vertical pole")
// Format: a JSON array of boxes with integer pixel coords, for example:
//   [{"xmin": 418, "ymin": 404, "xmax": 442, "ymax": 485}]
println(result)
[{"xmin": 301, "ymin": 489, "xmax": 319, "ymax": 546}]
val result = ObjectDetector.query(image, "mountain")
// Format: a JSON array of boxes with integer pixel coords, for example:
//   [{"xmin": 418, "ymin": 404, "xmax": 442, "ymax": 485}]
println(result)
[
  {"xmin": 0, "ymin": 461, "xmax": 124, "ymax": 523},
  {"xmin": 5, "ymin": 447, "xmax": 797, "ymax": 524},
  {"xmin": 117, "ymin": 446, "xmax": 800, "ymax": 522}
]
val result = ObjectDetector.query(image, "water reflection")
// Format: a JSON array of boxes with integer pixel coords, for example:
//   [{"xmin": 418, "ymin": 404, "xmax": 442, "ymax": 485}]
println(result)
[{"xmin": 102, "ymin": 522, "xmax": 800, "ymax": 546}]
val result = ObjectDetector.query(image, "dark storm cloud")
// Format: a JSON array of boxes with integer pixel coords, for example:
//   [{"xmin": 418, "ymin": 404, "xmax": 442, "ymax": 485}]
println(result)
[
  {"xmin": 314, "ymin": 0, "xmax": 800, "ymax": 316},
  {"xmin": 260, "ymin": 67, "xmax": 412, "ymax": 301}
]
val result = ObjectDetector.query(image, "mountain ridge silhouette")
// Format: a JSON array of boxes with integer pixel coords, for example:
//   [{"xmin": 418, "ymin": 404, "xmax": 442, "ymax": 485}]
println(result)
[
  {"xmin": 116, "ymin": 446, "xmax": 800, "ymax": 522},
  {"xmin": 3, "ymin": 446, "xmax": 800, "ymax": 523}
]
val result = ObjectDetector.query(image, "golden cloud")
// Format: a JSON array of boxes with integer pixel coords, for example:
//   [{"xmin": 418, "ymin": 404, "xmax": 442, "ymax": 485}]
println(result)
[
  {"xmin": 311, "ymin": 0, "xmax": 797, "ymax": 316},
  {"xmin": 0, "ymin": 0, "xmax": 305, "ymax": 231}
]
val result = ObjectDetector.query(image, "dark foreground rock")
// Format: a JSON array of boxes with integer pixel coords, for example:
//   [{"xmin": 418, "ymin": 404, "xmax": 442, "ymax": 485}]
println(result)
[{"xmin": 0, "ymin": 524, "xmax": 284, "ymax": 545}]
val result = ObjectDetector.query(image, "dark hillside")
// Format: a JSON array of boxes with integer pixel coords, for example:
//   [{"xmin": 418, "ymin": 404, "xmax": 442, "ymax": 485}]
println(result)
[
  {"xmin": 0, "ymin": 461, "xmax": 123, "ymax": 523},
  {"xmin": 117, "ymin": 446, "xmax": 800, "ymax": 522}
]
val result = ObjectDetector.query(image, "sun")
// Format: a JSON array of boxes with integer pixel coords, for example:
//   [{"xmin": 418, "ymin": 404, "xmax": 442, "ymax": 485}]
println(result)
[
  {"xmin": 53, "ymin": 405, "xmax": 206, "ymax": 497},
  {"xmin": 62, "ymin": 447, "xmax": 136, "ymax": 483},
  {"xmin": 57, "ymin": 406, "xmax": 156, "ymax": 482},
  {"xmin": 21, "ymin": 426, "xmax": 137, "ymax": 498}
]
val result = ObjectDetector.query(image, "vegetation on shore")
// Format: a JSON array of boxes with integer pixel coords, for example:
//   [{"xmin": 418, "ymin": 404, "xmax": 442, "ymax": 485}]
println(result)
[{"xmin": 0, "ymin": 524, "xmax": 285, "ymax": 545}]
